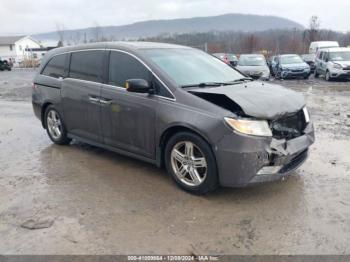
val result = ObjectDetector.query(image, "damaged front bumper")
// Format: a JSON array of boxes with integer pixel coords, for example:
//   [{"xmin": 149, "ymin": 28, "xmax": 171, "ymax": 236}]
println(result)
[
  {"xmin": 281, "ymin": 69, "xmax": 310, "ymax": 78},
  {"xmin": 215, "ymin": 123, "xmax": 315, "ymax": 187}
]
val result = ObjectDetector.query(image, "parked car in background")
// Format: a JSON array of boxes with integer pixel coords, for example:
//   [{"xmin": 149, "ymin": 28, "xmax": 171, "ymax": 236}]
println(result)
[
  {"xmin": 32, "ymin": 42, "xmax": 314, "ymax": 194},
  {"xmin": 0, "ymin": 60, "xmax": 11, "ymax": 71},
  {"xmin": 274, "ymin": 54, "xmax": 311, "ymax": 79},
  {"xmin": 309, "ymin": 41, "xmax": 339, "ymax": 54},
  {"xmin": 212, "ymin": 53, "xmax": 238, "ymax": 67},
  {"xmin": 314, "ymin": 47, "xmax": 350, "ymax": 81},
  {"xmin": 267, "ymin": 56, "xmax": 277, "ymax": 76},
  {"xmin": 301, "ymin": 54, "xmax": 316, "ymax": 73},
  {"xmin": 236, "ymin": 54, "xmax": 270, "ymax": 80}
]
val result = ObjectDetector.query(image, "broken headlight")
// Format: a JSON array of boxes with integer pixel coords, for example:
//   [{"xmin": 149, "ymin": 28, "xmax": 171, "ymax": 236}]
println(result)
[{"xmin": 224, "ymin": 117, "xmax": 272, "ymax": 137}]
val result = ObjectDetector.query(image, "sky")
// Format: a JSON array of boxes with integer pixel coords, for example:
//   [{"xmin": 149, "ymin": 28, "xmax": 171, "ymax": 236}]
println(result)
[{"xmin": 1, "ymin": 0, "xmax": 350, "ymax": 35}]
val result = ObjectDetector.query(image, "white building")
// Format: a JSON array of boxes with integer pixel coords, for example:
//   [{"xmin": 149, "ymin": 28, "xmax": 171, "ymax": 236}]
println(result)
[
  {"xmin": 0, "ymin": 36, "xmax": 41, "ymax": 63},
  {"xmin": 25, "ymin": 39, "xmax": 60, "ymax": 60}
]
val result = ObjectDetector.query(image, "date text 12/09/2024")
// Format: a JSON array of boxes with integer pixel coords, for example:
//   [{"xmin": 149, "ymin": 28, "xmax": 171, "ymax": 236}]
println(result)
[{"xmin": 127, "ymin": 255, "xmax": 219, "ymax": 261}]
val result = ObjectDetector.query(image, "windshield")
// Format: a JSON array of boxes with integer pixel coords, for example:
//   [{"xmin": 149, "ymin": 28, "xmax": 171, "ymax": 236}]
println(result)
[
  {"xmin": 329, "ymin": 51, "xmax": 350, "ymax": 61},
  {"xmin": 142, "ymin": 48, "xmax": 244, "ymax": 86},
  {"xmin": 280, "ymin": 55, "xmax": 303, "ymax": 64},
  {"xmin": 238, "ymin": 55, "xmax": 266, "ymax": 66}
]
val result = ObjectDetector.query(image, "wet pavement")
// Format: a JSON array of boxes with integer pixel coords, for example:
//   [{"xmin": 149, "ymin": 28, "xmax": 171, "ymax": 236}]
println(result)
[{"xmin": 0, "ymin": 70, "xmax": 350, "ymax": 254}]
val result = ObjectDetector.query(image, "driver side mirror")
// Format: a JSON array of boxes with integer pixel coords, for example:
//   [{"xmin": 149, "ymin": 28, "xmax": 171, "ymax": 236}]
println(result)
[{"xmin": 126, "ymin": 79, "xmax": 154, "ymax": 94}]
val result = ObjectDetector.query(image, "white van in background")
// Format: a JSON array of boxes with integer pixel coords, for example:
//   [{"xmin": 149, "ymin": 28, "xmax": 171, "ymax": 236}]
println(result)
[
  {"xmin": 314, "ymin": 47, "xmax": 350, "ymax": 81},
  {"xmin": 309, "ymin": 41, "xmax": 339, "ymax": 54}
]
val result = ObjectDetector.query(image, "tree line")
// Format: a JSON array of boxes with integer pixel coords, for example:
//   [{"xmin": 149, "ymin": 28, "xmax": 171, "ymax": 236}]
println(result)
[
  {"xmin": 140, "ymin": 16, "xmax": 350, "ymax": 55},
  {"xmin": 56, "ymin": 16, "xmax": 350, "ymax": 56}
]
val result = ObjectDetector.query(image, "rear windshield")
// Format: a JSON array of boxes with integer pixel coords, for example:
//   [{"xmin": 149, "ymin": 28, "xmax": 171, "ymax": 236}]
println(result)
[
  {"xmin": 329, "ymin": 52, "xmax": 350, "ymax": 61},
  {"xmin": 141, "ymin": 48, "xmax": 243, "ymax": 86},
  {"xmin": 238, "ymin": 55, "xmax": 266, "ymax": 66}
]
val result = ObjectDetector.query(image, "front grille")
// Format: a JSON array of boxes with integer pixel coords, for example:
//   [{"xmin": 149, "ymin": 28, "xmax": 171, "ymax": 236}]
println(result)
[
  {"xmin": 270, "ymin": 110, "xmax": 307, "ymax": 140},
  {"xmin": 343, "ymin": 66, "xmax": 350, "ymax": 71},
  {"xmin": 292, "ymin": 69, "xmax": 303, "ymax": 73}
]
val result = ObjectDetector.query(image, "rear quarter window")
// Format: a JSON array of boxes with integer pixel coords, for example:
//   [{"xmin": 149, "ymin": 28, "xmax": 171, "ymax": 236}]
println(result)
[{"xmin": 41, "ymin": 54, "xmax": 67, "ymax": 78}]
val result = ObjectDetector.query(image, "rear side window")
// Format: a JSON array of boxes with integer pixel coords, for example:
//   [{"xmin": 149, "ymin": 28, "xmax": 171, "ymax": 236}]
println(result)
[
  {"xmin": 69, "ymin": 51, "xmax": 104, "ymax": 82},
  {"xmin": 108, "ymin": 51, "xmax": 151, "ymax": 88},
  {"xmin": 42, "ymin": 54, "xmax": 67, "ymax": 78}
]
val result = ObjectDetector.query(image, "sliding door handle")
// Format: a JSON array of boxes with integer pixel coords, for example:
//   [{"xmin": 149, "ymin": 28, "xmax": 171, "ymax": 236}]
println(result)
[
  {"xmin": 88, "ymin": 96, "xmax": 100, "ymax": 103},
  {"xmin": 100, "ymin": 99, "xmax": 112, "ymax": 105}
]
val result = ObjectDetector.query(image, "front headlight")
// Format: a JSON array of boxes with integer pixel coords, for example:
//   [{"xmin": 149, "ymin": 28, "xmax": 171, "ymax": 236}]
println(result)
[
  {"xmin": 224, "ymin": 117, "xmax": 272, "ymax": 137},
  {"xmin": 333, "ymin": 63, "xmax": 343, "ymax": 70}
]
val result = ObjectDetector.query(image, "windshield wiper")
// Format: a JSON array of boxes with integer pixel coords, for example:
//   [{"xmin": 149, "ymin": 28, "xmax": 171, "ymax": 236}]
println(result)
[
  {"xmin": 181, "ymin": 82, "xmax": 227, "ymax": 88},
  {"xmin": 181, "ymin": 78, "xmax": 254, "ymax": 88},
  {"xmin": 230, "ymin": 77, "xmax": 254, "ymax": 83}
]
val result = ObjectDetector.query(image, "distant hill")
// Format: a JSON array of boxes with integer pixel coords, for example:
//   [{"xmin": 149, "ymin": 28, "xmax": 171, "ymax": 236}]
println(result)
[{"xmin": 34, "ymin": 13, "xmax": 304, "ymax": 42}]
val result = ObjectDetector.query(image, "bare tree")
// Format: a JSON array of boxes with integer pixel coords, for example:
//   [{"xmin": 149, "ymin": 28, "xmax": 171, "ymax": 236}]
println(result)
[
  {"xmin": 241, "ymin": 34, "xmax": 259, "ymax": 53},
  {"xmin": 72, "ymin": 32, "xmax": 81, "ymax": 45},
  {"xmin": 56, "ymin": 23, "xmax": 65, "ymax": 46},
  {"xmin": 83, "ymin": 33, "xmax": 87, "ymax": 44},
  {"xmin": 308, "ymin": 15, "xmax": 320, "ymax": 43},
  {"xmin": 93, "ymin": 22, "xmax": 103, "ymax": 42}
]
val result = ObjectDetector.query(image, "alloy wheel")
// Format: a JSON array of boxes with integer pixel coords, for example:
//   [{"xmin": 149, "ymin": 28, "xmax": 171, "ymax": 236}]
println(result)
[
  {"xmin": 170, "ymin": 141, "xmax": 207, "ymax": 187},
  {"xmin": 47, "ymin": 110, "xmax": 62, "ymax": 140}
]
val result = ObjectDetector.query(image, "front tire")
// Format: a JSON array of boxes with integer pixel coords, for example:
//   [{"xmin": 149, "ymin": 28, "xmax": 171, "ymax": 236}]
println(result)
[
  {"xmin": 325, "ymin": 71, "xmax": 333, "ymax": 81},
  {"xmin": 165, "ymin": 132, "xmax": 219, "ymax": 194},
  {"xmin": 44, "ymin": 105, "xmax": 71, "ymax": 145},
  {"xmin": 314, "ymin": 69, "xmax": 319, "ymax": 78}
]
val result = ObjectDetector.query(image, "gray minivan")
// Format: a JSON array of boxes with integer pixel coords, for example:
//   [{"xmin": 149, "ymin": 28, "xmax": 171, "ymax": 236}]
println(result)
[{"xmin": 32, "ymin": 42, "xmax": 314, "ymax": 194}]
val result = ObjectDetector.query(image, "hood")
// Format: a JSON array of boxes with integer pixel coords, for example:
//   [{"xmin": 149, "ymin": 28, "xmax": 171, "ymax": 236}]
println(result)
[
  {"xmin": 282, "ymin": 62, "xmax": 309, "ymax": 69},
  {"xmin": 236, "ymin": 65, "xmax": 269, "ymax": 72},
  {"xmin": 189, "ymin": 81, "xmax": 305, "ymax": 120},
  {"xmin": 333, "ymin": 61, "xmax": 350, "ymax": 67}
]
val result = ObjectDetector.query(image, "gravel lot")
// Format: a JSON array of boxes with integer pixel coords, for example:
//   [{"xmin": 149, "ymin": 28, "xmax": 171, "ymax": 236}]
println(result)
[{"xmin": 0, "ymin": 69, "xmax": 350, "ymax": 255}]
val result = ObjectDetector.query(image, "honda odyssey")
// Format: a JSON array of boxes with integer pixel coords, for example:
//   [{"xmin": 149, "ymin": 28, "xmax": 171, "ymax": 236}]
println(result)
[{"xmin": 32, "ymin": 42, "xmax": 315, "ymax": 194}]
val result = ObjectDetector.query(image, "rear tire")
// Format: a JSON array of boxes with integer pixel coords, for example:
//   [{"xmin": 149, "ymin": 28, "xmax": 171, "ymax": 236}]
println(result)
[
  {"xmin": 44, "ymin": 105, "xmax": 71, "ymax": 145},
  {"xmin": 164, "ymin": 132, "xmax": 219, "ymax": 194}
]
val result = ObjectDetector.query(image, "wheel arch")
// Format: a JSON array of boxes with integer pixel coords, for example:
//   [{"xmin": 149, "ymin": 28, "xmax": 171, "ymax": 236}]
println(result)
[
  {"xmin": 158, "ymin": 124, "xmax": 214, "ymax": 168},
  {"xmin": 41, "ymin": 101, "xmax": 55, "ymax": 128}
]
